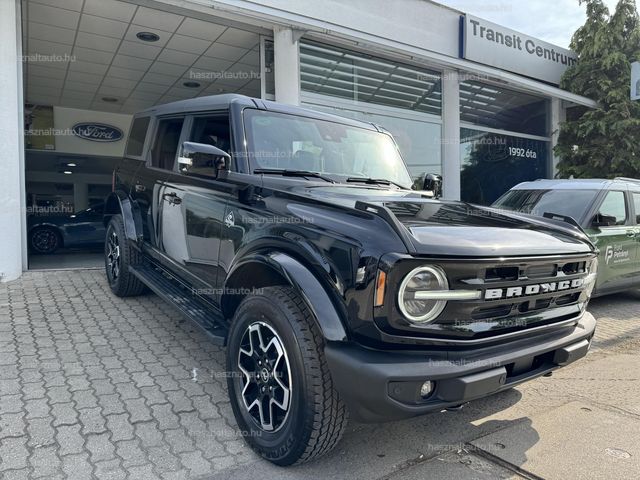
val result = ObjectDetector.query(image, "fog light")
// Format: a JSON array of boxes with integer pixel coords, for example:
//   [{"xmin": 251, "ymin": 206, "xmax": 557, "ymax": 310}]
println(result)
[{"xmin": 420, "ymin": 380, "xmax": 434, "ymax": 398}]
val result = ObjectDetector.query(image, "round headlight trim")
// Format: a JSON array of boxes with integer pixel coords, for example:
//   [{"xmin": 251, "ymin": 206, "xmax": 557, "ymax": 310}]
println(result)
[{"xmin": 398, "ymin": 265, "xmax": 449, "ymax": 324}]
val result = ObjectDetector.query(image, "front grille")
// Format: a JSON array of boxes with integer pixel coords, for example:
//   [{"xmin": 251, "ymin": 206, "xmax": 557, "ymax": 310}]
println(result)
[
  {"xmin": 381, "ymin": 253, "xmax": 595, "ymax": 343},
  {"xmin": 441, "ymin": 255, "xmax": 593, "ymax": 338}
]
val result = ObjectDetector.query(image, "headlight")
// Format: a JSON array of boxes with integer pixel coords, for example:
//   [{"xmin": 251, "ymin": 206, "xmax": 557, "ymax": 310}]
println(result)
[
  {"xmin": 398, "ymin": 266, "xmax": 449, "ymax": 324},
  {"xmin": 584, "ymin": 257, "xmax": 598, "ymax": 297}
]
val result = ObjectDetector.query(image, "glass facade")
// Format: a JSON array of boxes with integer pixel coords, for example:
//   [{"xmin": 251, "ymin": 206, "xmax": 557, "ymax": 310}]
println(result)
[
  {"xmin": 459, "ymin": 80, "xmax": 550, "ymax": 204},
  {"xmin": 300, "ymin": 41, "xmax": 442, "ymax": 115},
  {"xmin": 460, "ymin": 80, "xmax": 548, "ymax": 136},
  {"xmin": 300, "ymin": 41, "xmax": 442, "ymax": 183},
  {"xmin": 460, "ymin": 128, "xmax": 548, "ymax": 205}
]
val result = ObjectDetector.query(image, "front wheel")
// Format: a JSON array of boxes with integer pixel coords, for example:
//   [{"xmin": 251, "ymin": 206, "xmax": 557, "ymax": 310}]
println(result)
[{"xmin": 226, "ymin": 286, "xmax": 348, "ymax": 465}]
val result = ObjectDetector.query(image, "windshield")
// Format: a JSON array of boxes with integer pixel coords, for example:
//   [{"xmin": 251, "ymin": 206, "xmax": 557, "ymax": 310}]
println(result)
[
  {"xmin": 493, "ymin": 189, "xmax": 599, "ymax": 222},
  {"xmin": 244, "ymin": 109, "xmax": 413, "ymax": 188}
]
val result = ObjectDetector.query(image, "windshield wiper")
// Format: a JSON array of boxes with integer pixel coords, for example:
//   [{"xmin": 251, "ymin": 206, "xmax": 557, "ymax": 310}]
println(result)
[
  {"xmin": 346, "ymin": 177, "xmax": 407, "ymax": 190},
  {"xmin": 254, "ymin": 168, "xmax": 335, "ymax": 183}
]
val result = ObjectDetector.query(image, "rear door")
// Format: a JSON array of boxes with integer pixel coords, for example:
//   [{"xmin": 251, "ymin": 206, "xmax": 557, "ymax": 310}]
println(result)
[{"xmin": 585, "ymin": 189, "xmax": 636, "ymax": 293}]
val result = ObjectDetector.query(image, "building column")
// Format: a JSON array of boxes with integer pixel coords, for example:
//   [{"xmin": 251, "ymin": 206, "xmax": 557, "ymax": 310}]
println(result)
[
  {"xmin": 0, "ymin": 0, "xmax": 24, "ymax": 282},
  {"xmin": 550, "ymin": 97, "xmax": 565, "ymax": 178},
  {"xmin": 73, "ymin": 182, "xmax": 89, "ymax": 211},
  {"xmin": 273, "ymin": 26, "xmax": 300, "ymax": 105},
  {"xmin": 441, "ymin": 69, "xmax": 461, "ymax": 200}
]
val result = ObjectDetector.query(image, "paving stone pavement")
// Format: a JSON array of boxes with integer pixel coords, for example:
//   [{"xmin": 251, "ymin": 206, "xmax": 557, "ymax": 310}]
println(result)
[
  {"xmin": 0, "ymin": 270, "xmax": 638, "ymax": 479},
  {"xmin": 0, "ymin": 270, "xmax": 256, "ymax": 479}
]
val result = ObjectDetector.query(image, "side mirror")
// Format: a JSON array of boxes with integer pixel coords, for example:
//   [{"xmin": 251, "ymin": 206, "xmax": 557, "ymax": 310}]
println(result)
[
  {"xmin": 422, "ymin": 173, "xmax": 443, "ymax": 199},
  {"xmin": 591, "ymin": 213, "xmax": 617, "ymax": 228},
  {"xmin": 178, "ymin": 141, "xmax": 230, "ymax": 177}
]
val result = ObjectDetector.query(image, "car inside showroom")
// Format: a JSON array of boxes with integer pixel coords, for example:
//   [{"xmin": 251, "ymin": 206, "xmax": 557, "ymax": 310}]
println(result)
[{"xmin": 21, "ymin": 0, "xmax": 268, "ymax": 269}]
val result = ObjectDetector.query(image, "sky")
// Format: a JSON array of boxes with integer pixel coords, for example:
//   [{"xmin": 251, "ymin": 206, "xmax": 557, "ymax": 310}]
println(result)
[{"xmin": 433, "ymin": 0, "xmax": 633, "ymax": 48}]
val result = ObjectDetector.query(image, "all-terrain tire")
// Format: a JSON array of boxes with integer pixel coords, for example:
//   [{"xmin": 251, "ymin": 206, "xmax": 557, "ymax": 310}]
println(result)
[
  {"xmin": 226, "ymin": 285, "xmax": 348, "ymax": 465},
  {"xmin": 104, "ymin": 214, "xmax": 146, "ymax": 297}
]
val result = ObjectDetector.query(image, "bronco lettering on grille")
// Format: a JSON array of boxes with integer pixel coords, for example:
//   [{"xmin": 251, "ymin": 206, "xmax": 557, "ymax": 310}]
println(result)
[{"xmin": 484, "ymin": 278, "xmax": 584, "ymax": 300}]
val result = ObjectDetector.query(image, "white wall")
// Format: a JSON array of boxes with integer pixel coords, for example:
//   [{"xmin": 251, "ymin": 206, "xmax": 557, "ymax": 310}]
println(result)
[
  {"xmin": 0, "ymin": 0, "xmax": 24, "ymax": 282},
  {"xmin": 238, "ymin": 0, "xmax": 460, "ymax": 58}
]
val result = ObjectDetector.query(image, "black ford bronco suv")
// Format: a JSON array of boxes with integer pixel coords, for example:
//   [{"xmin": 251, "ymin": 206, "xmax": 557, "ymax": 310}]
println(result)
[{"xmin": 104, "ymin": 94, "xmax": 598, "ymax": 465}]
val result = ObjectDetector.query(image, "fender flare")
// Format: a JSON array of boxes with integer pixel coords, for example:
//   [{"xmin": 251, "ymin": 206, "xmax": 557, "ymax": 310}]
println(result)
[
  {"xmin": 222, "ymin": 252, "xmax": 349, "ymax": 342},
  {"xmin": 103, "ymin": 191, "xmax": 143, "ymax": 243}
]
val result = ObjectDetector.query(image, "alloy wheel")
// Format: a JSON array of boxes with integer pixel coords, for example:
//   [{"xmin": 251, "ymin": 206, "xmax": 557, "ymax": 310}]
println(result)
[
  {"xmin": 106, "ymin": 229, "xmax": 121, "ymax": 281},
  {"xmin": 237, "ymin": 322, "xmax": 292, "ymax": 432},
  {"xmin": 32, "ymin": 229, "xmax": 58, "ymax": 253}
]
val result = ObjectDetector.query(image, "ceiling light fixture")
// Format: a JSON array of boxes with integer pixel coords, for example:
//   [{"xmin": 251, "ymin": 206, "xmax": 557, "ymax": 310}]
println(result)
[
  {"xmin": 63, "ymin": 171, "xmax": 73, "ymax": 175},
  {"xmin": 67, "ymin": 163, "xmax": 77, "ymax": 167},
  {"xmin": 183, "ymin": 81, "xmax": 201, "ymax": 88},
  {"xmin": 136, "ymin": 31, "xmax": 160, "ymax": 42},
  {"xmin": 102, "ymin": 97, "xmax": 118, "ymax": 103}
]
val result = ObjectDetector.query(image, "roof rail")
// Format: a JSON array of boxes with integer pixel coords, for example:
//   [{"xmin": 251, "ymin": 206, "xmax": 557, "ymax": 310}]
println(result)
[{"xmin": 614, "ymin": 177, "xmax": 640, "ymax": 184}]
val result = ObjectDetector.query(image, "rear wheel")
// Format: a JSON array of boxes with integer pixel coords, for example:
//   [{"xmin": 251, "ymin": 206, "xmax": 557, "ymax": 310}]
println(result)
[
  {"xmin": 30, "ymin": 227, "xmax": 61, "ymax": 254},
  {"xmin": 105, "ymin": 215, "xmax": 146, "ymax": 297},
  {"xmin": 226, "ymin": 286, "xmax": 348, "ymax": 465}
]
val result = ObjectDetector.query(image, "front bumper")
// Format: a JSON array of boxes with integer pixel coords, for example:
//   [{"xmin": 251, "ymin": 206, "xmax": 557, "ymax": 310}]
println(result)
[{"xmin": 325, "ymin": 312, "xmax": 596, "ymax": 422}]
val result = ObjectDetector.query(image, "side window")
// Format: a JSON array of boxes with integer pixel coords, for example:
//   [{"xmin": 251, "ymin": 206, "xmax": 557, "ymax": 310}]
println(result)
[
  {"xmin": 125, "ymin": 116, "xmax": 150, "ymax": 157},
  {"xmin": 190, "ymin": 115, "xmax": 231, "ymax": 152},
  {"xmin": 151, "ymin": 117, "xmax": 185, "ymax": 170},
  {"xmin": 597, "ymin": 191, "xmax": 627, "ymax": 226},
  {"xmin": 185, "ymin": 115, "xmax": 231, "ymax": 176},
  {"xmin": 633, "ymin": 193, "xmax": 640, "ymax": 224}
]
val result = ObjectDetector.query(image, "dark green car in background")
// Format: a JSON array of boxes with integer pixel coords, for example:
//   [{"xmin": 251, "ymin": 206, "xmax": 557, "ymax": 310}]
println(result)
[{"xmin": 494, "ymin": 178, "xmax": 640, "ymax": 297}]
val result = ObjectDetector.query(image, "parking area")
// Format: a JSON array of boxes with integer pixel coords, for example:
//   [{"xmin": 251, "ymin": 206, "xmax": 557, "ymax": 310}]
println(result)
[{"xmin": 1, "ymin": 270, "xmax": 639, "ymax": 480}]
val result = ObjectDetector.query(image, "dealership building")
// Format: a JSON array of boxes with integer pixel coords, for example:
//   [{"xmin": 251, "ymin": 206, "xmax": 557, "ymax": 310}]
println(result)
[{"xmin": 0, "ymin": 0, "xmax": 597, "ymax": 281}]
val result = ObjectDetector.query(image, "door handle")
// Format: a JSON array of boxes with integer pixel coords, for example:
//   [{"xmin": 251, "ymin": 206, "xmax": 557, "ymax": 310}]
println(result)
[
  {"xmin": 626, "ymin": 230, "xmax": 637, "ymax": 238},
  {"xmin": 134, "ymin": 182, "xmax": 146, "ymax": 192},
  {"xmin": 162, "ymin": 192, "xmax": 182, "ymax": 205}
]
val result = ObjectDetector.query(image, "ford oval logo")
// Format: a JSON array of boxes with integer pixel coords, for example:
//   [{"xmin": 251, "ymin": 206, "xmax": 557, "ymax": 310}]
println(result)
[{"xmin": 72, "ymin": 123, "xmax": 123, "ymax": 142}]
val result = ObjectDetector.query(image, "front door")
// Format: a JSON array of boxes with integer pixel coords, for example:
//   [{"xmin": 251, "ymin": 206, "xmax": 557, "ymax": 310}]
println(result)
[
  {"xmin": 157, "ymin": 113, "xmax": 234, "ymax": 304},
  {"xmin": 586, "ymin": 189, "xmax": 637, "ymax": 293}
]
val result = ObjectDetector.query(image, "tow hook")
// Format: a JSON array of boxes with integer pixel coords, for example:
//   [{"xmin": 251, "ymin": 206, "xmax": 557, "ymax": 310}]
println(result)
[{"xmin": 445, "ymin": 403, "xmax": 466, "ymax": 412}]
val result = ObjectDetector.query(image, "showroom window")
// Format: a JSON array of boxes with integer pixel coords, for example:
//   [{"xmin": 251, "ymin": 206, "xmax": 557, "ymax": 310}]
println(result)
[
  {"xmin": 300, "ymin": 40, "xmax": 442, "ymax": 183},
  {"xmin": 300, "ymin": 41, "xmax": 442, "ymax": 115},
  {"xmin": 459, "ymin": 80, "xmax": 550, "ymax": 204}
]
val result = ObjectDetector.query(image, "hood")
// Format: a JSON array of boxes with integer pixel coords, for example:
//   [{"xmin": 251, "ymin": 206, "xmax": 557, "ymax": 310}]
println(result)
[{"xmin": 284, "ymin": 185, "xmax": 594, "ymax": 257}]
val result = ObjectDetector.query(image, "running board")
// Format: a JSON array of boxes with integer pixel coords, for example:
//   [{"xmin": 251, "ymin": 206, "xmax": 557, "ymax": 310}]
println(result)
[{"xmin": 129, "ymin": 263, "xmax": 228, "ymax": 345}]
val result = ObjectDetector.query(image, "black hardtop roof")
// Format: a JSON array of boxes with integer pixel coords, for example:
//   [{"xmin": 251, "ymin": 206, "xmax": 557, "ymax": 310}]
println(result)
[{"xmin": 132, "ymin": 94, "xmax": 382, "ymax": 132}]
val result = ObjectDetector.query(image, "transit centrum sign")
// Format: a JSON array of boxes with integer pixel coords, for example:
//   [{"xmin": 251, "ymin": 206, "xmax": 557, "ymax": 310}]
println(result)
[{"xmin": 461, "ymin": 14, "xmax": 578, "ymax": 85}]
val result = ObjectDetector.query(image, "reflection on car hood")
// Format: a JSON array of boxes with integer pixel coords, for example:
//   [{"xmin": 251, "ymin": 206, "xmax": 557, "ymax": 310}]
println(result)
[{"xmin": 287, "ymin": 185, "xmax": 594, "ymax": 256}]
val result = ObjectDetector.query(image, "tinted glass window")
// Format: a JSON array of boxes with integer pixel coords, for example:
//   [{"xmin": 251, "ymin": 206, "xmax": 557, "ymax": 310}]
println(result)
[
  {"xmin": 632, "ymin": 193, "xmax": 640, "ymax": 224},
  {"xmin": 191, "ymin": 116, "xmax": 231, "ymax": 152},
  {"xmin": 597, "ymin": 191, "xmax": 627, "ymax": 225},
  {"xmin": 460, "ymin": 80, "xmax": 548, "ymax": 136},
  {"xmin": 186, "ymin": 115, "xmax": 232, "ymax": 176},
  {"xmin": 460, "ymin": 129, "xmax": 548, "ymax": 205},
  {"xmin": 125, "ymin": 116, "xmax": 150, "ymax": 157},
  {"xmin": 152, "ymin": 118, "xmax": 184, "ymax": 170},
  {"xmin": 300, "ymin": 41, "xmax": 442, "ymax": 116},
  {"xmin": 494, "ymin": 189, "xmax": 599, "ymax": 221}
]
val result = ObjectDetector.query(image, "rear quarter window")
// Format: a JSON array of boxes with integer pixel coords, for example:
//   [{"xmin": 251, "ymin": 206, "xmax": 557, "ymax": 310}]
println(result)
[{"xmin": 125, "ymin": 116, "xmax": 151, "ymax": 157}]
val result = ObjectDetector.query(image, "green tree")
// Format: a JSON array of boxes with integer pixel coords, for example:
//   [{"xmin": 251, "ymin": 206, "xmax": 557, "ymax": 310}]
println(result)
[{"xmin": 555, "ymin": 0, "xmax": 640, "ymax": 178}]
